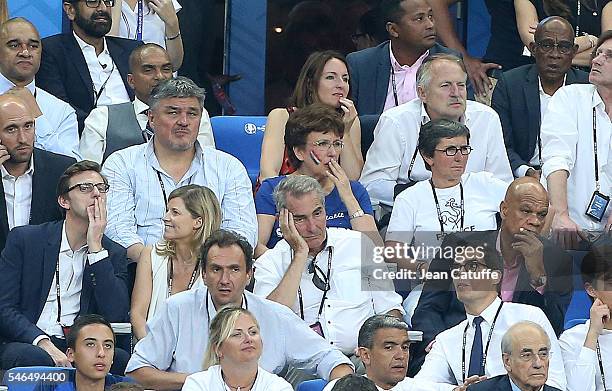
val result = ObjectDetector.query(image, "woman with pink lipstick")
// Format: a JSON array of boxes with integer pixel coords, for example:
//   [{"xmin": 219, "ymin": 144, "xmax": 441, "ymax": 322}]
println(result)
[
  {"xmin": 259, "ymin": 50, "xmax": 364, "ymax": 185},
  {"xmin": 131, "ymin": 185, "xmax": 221, "ymax": 340},
  {"xmin": 182, "ymin": 307, "xmax": 292, "ymax": 391},
  {"xmin": 255, "ymin": 103, "xmax": 380, "ymax": 257}
]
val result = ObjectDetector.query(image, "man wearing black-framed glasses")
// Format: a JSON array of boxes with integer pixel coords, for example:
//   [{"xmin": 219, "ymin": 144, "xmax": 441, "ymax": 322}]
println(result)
[
  {"xmin": 37, "ymin": 0, "xmax": 142, "ymax": 134},
  {"xmin": 0, "ymin": 160, "xmax": 130, "ymax": 374}
]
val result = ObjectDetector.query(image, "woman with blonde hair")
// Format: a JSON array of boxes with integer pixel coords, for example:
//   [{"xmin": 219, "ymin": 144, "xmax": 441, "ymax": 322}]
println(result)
[
  {"xmin": 182, "ymin": 306, "xmax": 292, "ymax": 391},
  {"xmin": 131, "ymin": 184, "xmax": 221, "ymax": 340}
]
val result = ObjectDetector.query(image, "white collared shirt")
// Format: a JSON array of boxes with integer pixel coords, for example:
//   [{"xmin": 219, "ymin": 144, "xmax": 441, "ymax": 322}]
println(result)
[
  {"xmin": 80, "ymin": 97, "xmax": 215, "ymax": 163},
  {"xmin": 73, "ymin": 32, "xmax": 130, "ymax": 107},
  {"xmin": 541, "ymin": 84, "xmax": 612, "ymax": 230},
  {"xmin": 559, "ymin": 321, "xmax": 612, "ymax": 391},
  {"xmin": 0, "ymin": 73, "xmax": 80, "ymax": 159},
  {"xmin": 126, "ymin": 286, "xmax": 352, "ymax": 378},
  {"xmin": 183, "ymin": 365, "xmax": 292, "ymax": 391},
  {"xmin": 117, "ymin": 0, "xmax": 181, "ymax": 47},
  {"xmin": 254, "ymin": 228, "xmax": 404, "ymax": 355},
  {"xmin": 102, "ymin": 139, "xmax": 257, "ymax": 249},
  {"xmin": 359, "ymin": 98, "xmax": 513, "ymax": 207},
  {"xmin": 415, "ymin": 297, "xmax": 566, "ymax": 390},
  {"xmin": 1, "ymin": 157, "xmax": 34, "ymax": 229}
]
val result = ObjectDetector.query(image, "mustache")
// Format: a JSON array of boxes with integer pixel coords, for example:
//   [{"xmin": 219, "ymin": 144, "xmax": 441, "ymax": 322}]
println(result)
[{"xmin": 91, "ymin": 11, "xmax": 111, "ymax": 20}]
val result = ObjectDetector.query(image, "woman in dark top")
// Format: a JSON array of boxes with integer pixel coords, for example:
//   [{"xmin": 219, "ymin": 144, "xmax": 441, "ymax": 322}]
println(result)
[{"xmin": 515, "ymin": 0, "xmax": 612, "ymax": 67}]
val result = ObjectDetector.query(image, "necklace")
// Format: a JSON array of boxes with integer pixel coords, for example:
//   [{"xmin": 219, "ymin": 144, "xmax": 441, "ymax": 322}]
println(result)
[{"xmin": 221, "ymin": 369, "xmax": 258, "ymax": 391}]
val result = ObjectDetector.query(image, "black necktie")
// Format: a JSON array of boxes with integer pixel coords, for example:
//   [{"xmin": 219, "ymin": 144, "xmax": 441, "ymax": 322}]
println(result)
[{"xmin": 468, "ymin": 316, "xmax": 485, "ymax": 376}]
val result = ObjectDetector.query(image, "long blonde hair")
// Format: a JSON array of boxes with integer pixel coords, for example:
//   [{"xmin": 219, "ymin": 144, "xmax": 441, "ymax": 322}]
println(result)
[
  {"xmin": 202, "ymin": 306, "xmax": 260, "ymax": 370},
  {"xmin": 155, "ymin": 185, "xmax": 221, "ymax": 260}
]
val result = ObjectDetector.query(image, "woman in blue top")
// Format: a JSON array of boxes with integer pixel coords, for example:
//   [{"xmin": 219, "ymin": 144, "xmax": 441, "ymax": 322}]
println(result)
[{"xmin": 255, "ymin": 103, "xmax": 380, "ymax": 257}]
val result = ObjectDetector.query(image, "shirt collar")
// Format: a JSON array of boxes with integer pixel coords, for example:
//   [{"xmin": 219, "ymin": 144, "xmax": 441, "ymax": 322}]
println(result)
[
  {"xmin": 146, "ymin": 139, "xmax": 204, "ymax": 176},
  {"xmin": 73, "ymin": 31, "xmax": 109, "ymax": 56},
  {"xmin": 419, "ymin": 100, "xmax": 467, "ymax": 124},
  {"xmin": 0, "ymin": 155, "xmax": 35, "ymax": 179},
  {"xmin": 59, "ymin": 220, "xmax": 88, "ymax": 256},
  {"xmin": 0, "ymin": 71, "xmax": 35, "ymax": 95},
  {"xmin": 389, "ymin": 42, "xmax": 430, "ymax": 71},
  {"xmin": 133, "ymin": 97, "xmax": 149, "ymax": 115},
  {"xmin": 594, "ymin": 86, "xmax": 606, "ymax": 109},
  {"xmin": 201, "ymin": 287, "xmax": 248, "ymax": 314},
  {"xmin": 508, "ymin": 376, "xmax": 542, "ymax": 391},
  {"xmin": 466, "ymin": 297, "xmax": 502, "ymax": 327},
  {"xmin": 537, "ymin": 75, "xmax": 567, "ymax": 97}
]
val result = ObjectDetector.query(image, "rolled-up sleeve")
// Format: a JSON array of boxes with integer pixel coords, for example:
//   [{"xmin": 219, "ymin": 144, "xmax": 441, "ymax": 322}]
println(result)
[{"xmin": 541, "ymin": 87, "xmax": 578, "ymax": 178}]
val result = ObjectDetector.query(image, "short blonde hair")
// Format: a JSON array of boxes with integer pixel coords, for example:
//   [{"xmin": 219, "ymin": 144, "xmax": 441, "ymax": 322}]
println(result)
[{"xmin": 202, "ymin": 306, "xmax": 260, "ymax": 370}]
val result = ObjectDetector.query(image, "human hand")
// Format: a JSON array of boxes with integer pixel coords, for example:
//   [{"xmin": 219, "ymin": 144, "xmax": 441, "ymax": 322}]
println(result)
[
  {"xmin": 37, "ymin": 339, "xmax": 72, "ymax": 367},
  {"xmin": 525, "ymin": 168, "xmax": 541, "ymax": 180},
  {"xmin": 278, "ymin": 208, "xmax": 309, "ymax": 257},
  {"xmin": 512, "ymin": 228, "xmax": 545, "ymax": 279},
  {"xmin": 463, "ymin": 55, "xmax": 500, "ymax": 97},
  {"xmin": 148, "ymin": 0, "xmax": 179, "ymax": 29},
  {"xmin": 325, "ymin": 160, "xmax": 352, "ymax": 199},
  {"xmin": 550, "ymin": 211, "xmax": 582, "ymax": 250},
  {"xmin": 588, "ymin": 298, "xmax": 610, "ymax": 337},
  {"xmin": 0, "ymin": 139, "xmax": 10, "ymax": 166},
  {"xmin": 86, "ymin": 196, "xmax": 106, "ymax": 253},
  {"xmin": 338, "ymin": 98, "xmax": 357, "ymax": 129},
  {"xmin": 453, "ymin": 375, "xmax": 487, "ymax": 391}
]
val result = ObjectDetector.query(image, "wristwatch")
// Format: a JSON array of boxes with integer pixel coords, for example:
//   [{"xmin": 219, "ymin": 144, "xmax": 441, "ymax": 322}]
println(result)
[
  {"xmin": 530, "ymin": 275, "xmax": 547, "ymax": 288},
  {"xmin": 349, "ymin": 209, "xmax": 365, "ymax": 220}
]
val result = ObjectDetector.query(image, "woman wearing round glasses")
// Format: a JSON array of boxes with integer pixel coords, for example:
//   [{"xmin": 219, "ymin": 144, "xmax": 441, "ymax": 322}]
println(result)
[
  {"xmin": 130, "ymin": 185, "xmax": 221, "ymax": 340},
  {"xmin": 386, "ymin": 119, "xmax": 508, "ymax": 256},
  {"xmin": 182, "ymin": 306, "xmax": 292, "ymax": 391},
  {"xmin": 258, "ymin": 50, "xmax": 364, "ymax": 185},
  {"xmin": 255, "ymin": 103, "xmax": 379, "ymax": 257}
]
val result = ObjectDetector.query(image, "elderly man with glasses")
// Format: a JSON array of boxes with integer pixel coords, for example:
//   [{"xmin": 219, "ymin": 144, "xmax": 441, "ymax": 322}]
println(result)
[
  {"xmin": 0, "ymin": 160, "xmax": 130, "ymax": 374},
  {"xmin": 38, "ymin": 0, "xmax": 142, "ymax": 134}
]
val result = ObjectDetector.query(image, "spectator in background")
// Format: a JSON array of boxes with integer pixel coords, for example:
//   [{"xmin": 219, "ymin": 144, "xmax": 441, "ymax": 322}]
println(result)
[
  {"xmin": 347, "ymin": 0, "xmax": 462, "ymax": 116},
  {"xmin": 38, "ymin": 0, "xmax": 142, "ymax": 133},
  {"xmin": 126, "ymin": 229, "xmax": 353, "ymax": 390},
  {"xmin": 467, "ymin": 321, "xmax": 562, "ymax": 391},
  {"xmin": 0, "ymin": 94, "xmax": 76, "ymax": 252},
  {"xmin": 559, "ymin": 244, "xmax": 612, "ymax": 391},
  {"xmin": 182, "ymin": 307, "xmax": 293, "ymax": 391},
  {"xmin": 259, "ymin": 51, "xmax": 363, "ymax": 183},
  {"xmin": 414, "ymin": 238, "xmax": 566, "ymax": 390},
  {"xmin": 0, "ymin": 160, "xmax": 129, "ymax": 373},
  {"xmin": 330, "ymin": 375, "xmax": 378, "ymax": 391},
  {"xmin": 130, "ymin": 185, "xmax": 221, "ymax": 340},
  {"xmin": 351, "ymin": 8, "xmax": 387, "ymax": 51},
  {"xmin": 102, "ymin": 77, "xmax": 256, "ymax": 262},
  {"xmin": 514, "ymin": 0, "xmax": 612, "ymax": 67},
  {"xmin": 360, "ymin": 54, "xmax": 512, "ymax": 209},
  {"xmin": 492, "ymin": 16, "xmax": 588, "ymax": 179},
  {"xmin": 110, "ymin": 0, "xmax": 183, "ymax": 70},
  {"xmin": 80, "ymin": 44, "xmax": 214, "ymax": 164},
  {"xmin": 0, "ymin": 18, "xmax": 80, "ymax": 159},
  {"xmin": 255, "ymin": 104, "xmax": 377, "ymax": 257},
  {"xmin": 541, "ymin": 31, "xmax": 612, "ymax": 249}
]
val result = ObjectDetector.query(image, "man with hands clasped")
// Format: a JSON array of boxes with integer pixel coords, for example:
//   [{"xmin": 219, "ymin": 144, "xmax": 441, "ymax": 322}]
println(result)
[
  {"xmin": 559, "ymin": 244, "xmax": 612, "ymax": 391},
  {"xmin": 0, "ymin": 160, "xmax": 129, "ymax": 373}
]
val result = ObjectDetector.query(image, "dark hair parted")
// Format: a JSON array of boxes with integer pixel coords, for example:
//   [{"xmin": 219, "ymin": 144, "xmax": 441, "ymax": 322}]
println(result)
[
  {"xmin": 200, "ymin": 229, "xmax": 254, "ymax": 273},
  {"xmin": 358, "ymin": 314, "xmax": 410, "ymax": 349},
  {"xmin": 289, "ymin": 50, "xmax": 348, "ymax": 108},
  {"xmin": 56, "ymin": 160, "xmax": 107, "ymax": 197},
  {"xmin": 284, "ymin": 103, "xmax": 344, "ymax": 168},
  {"xmin": 418, "ymin": 119, "xmax": 470, "ymax": 170},
  {"xmin": 66, "ymin": 314, "xmax": 115, "ymax": 349}
]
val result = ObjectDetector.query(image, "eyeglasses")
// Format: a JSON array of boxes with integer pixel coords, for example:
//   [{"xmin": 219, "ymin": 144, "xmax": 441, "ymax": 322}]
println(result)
[
  {"xmin": 308, "ymin": 260, "xmax": 329, "ymax": 291},
  {"xmin": 66, "ymin": 182, "xmax": 110, "ymax": 194},
  {"xmin": 434, "ymin": 145, "xmax": 472, "ymax": 156},
  {"xmin": 450, "ymin": 260, "xmax": 487, "ymax": 273},
  {"xmin": 312, "ymin": 140, "xmax": 344, "ymax": 151},
  {"xmin": 80, "ymin": 0, "xmax": 115, "ymax": 8},
  {"xmin": 593, "ymin": 48, "xmax": 612, "ymax": 62},
  {"xmin": 517, "ymin": 350, "xmax": 551, "ymax": 362},
  {"xmin": 535, "ymin": 40, "xmax": 574, "ymax": 54}
]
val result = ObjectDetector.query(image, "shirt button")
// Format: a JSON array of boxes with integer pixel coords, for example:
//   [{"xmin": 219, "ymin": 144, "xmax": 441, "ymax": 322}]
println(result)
[{"xmin": 328, "ymin": 321, "xmax": 331, "ymax": 324}]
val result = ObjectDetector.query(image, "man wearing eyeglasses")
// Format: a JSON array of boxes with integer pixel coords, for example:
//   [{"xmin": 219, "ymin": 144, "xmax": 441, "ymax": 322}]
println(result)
[
  {"xmin": 413, "ymin": 236, "xmax": 566, "ymax": 390},
  {"xmin": 38, "ymin": 0, "xmax": 142, "ymax": 134},
  {"xmin": 467, "ymin": 321, "xmax": 561, "ymax": 391},
  {"xmin": 0, "ymin": 160, "xmax": 130, "ymax": 374},
  {"xmin": 491, "ymin": 16, "xmax": 588, "ymax": 180},
  {"xmin": 360, "ymin": 53, "xmax": 512, "ymax": 210},
  {"xmin": 254, "ymin": 175, "xmax": 404, "ymax": 361},
  {"xmin": 541, "ymin": 30, "xmax": 612, "ymax": 249}
]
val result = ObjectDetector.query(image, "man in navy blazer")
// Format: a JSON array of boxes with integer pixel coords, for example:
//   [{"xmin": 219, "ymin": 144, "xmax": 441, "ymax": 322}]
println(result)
[
  {"xmin": 0, "ymin": 160, "xmax": 129, "ymax": 373},
  {"xmin": 37, "ymin": 0, "xmax": 142, "ymax": 134},
  {"xmin": 347, "ymin": 0, "xmax": 464, "ymax": 117},
  {"xmin": 491, "ymin": 17, "xmax": 588, "ymax": 178},
  {"xmin": 409, "ymin": 178, "xmax": 572, "ymax": 376},
  {"xmin": 467, "ymin": 322, "xmax": 562, "ymax": 391}
]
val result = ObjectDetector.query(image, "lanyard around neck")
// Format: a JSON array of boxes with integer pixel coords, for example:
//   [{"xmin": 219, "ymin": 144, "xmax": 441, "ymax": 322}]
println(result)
[
  {"xmin": 390, "ymin": 67, "xmax": 399, "ymax": 107},
  {"xmin": 592, "ymin": 107, "xmax": 601, "ymax": 191},
  {"xmin": 597, "ymin": 340, "xmax": 608, "ymax": 390},
  {"xmin": 298, "ymin": 247, "xmax": 333, "ymax": 321},
  {"xmin": 429, "ymin": 179, "xmax": 464, "ymax": 232},
  {"xmin": 461, "ymin": 302, "xmax": 504, "ymax": 382}
]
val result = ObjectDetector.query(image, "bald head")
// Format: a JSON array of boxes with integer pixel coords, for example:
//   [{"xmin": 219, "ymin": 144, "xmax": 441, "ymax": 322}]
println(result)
[
  {"xmin": 501, "ymin": 321, "xmax": 549, "ymax": 355},
  {"xmin": 0, "ymin": 94, "xmax": 30, "ymax": 118},
  {"xmin": 501, "ymin": 321, "xmax": 551, "ymax": 390},
  {"xmin": 534, "ymin": 16, "xmax": 574, "ymax": 42},
  {"xmin": 501, "ymin": 177, "xmax": 549, "ymax": 237},
  {"xmin": 0, "ymin": 18, "xmax": 40, "ymax": 41},
  {"xmin": 127, "ymin": 43, "xmax": 173, "ymax": 103},
  {"xmin": 0, "ymin": 93, "xmax": 35, "ymax": 168},
  {"xmin": 504, "ymin": 177, "xmax": 548, "ymax": 204}
]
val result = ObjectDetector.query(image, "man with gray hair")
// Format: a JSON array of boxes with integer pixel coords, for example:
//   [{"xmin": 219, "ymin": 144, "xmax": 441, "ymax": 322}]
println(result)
[
  {"xmin": 323, "ymin": 314, "xmax": 480, "ymax": 391},
  {"xmin": 359, "ymin": 53, "xmax": 512, "ymax": 209},
  {"xmin": 467, "ymin": 321, "xmax": 561, "ymax": 391},
  {"xmin": 102, "ymin": 76, "xmax": 257, "ymax": 260},
  {"xmin": 254, "ymin": 175, "xmax": 404, "ymax": 357}
]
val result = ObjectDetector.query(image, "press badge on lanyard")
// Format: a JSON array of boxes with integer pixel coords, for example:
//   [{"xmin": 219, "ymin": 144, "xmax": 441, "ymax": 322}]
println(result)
[{"xmin": 585, "ymin": 108, "xmax": 609, "ymax": 222}]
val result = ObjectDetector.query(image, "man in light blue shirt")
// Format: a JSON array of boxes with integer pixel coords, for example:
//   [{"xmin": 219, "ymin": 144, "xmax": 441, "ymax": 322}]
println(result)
[
  {"xmin": 102, "ymin": 77, "xmax": 257, "ymax": 261},
  {"xmin": 126, "ymin": 230, "xmax": 353, "ymax": 390}
]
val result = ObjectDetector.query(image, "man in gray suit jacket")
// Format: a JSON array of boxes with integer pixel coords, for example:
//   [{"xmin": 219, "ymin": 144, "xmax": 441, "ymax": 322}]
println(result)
[{"xmin": 347, "ymin": 0, "xmax": 464, "ymax": 117}]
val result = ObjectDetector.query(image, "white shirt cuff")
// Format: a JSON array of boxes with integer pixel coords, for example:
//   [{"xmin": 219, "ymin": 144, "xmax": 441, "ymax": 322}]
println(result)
[
  {"xmin": 33, "ymin": 334, "xmax": 50, "ymax": 346},
  {"xmin": 516, "ymin": 165, "xmax": 531, "ymax": 177},
  {"xmin": 87, "ymin": 249, "xmax": 109, "ymax": 264}
]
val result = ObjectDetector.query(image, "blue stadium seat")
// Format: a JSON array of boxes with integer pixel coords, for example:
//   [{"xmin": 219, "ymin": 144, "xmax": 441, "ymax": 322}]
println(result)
[
  {"xmin": 565, "ymin": 318, "xmax": 588, "ymax": 330},
  {"xmin": 297, "ymin": 378, "xmax": 328, "ymax": 391},
  {"xmin": 210, "ymin": 116, "xmax": 266, "ymax": 185},
  {"xmin": 564, "ymin": 250, "xmax": 591, "ymax": 330}
]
